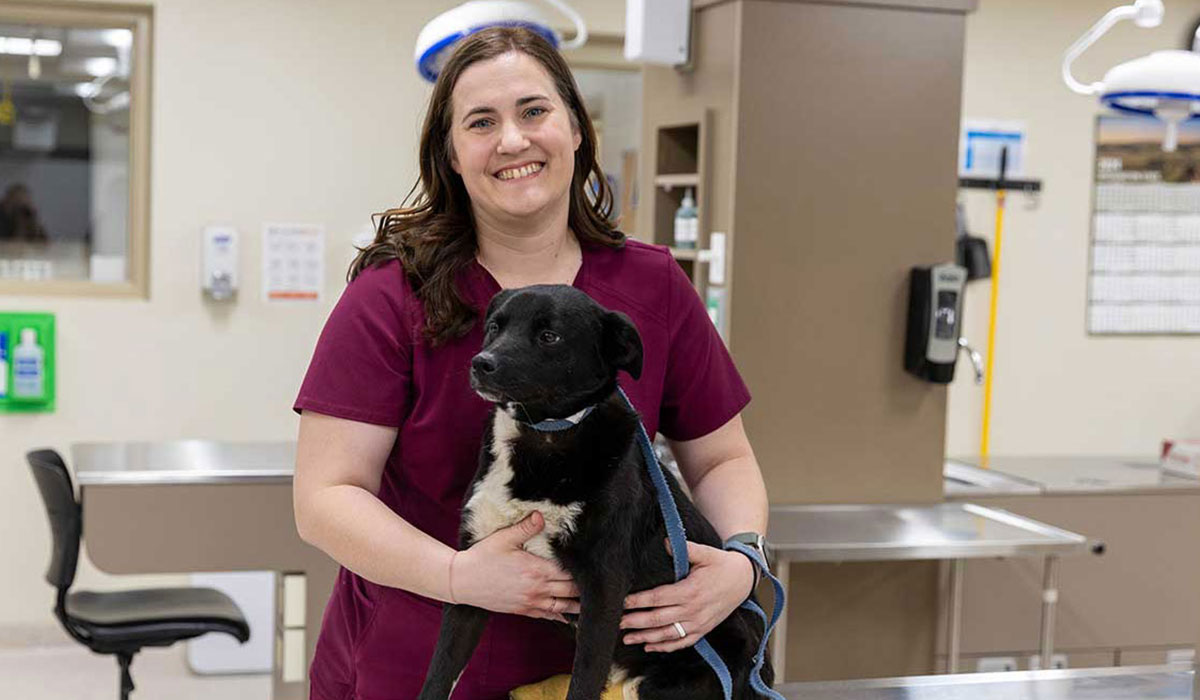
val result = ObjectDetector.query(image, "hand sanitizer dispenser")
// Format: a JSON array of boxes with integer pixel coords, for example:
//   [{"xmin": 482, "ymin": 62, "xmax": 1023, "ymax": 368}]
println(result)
[
  {"xmin": 905, "ymin": 263, "xmax": 968, "ymax": 384},
  {"xmin": 203, "ymin": 226, "xmax": 239, "ymax": 301}
]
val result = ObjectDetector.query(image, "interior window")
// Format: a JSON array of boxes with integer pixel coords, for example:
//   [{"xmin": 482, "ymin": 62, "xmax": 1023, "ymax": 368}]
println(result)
[{"xmin": 0, "ymin": 3, "xmax": 149, "ymax": 296}]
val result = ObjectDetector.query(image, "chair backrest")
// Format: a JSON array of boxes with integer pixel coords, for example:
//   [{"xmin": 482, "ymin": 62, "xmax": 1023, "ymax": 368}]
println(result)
[{"xmin": 27, "ymin": 449, "xmax": 81, "ymax": 591}]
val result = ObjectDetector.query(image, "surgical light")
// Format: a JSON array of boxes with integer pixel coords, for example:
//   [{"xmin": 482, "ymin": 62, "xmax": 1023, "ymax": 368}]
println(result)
[
  {"xmin": 414, "ymin": 0, "xmax": 587, "ymax": 83},
  {"xmin": 79, "ymin": 40, "xmax": 133, "ymax": 115},
  {"xmin": 1062, "ymin": 0, "xmax": 1200, "ymax": 152}
]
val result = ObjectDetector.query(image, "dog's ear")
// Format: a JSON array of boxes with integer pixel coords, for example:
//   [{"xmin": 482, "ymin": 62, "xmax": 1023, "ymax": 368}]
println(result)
[
  {"xmin": 603, "ymin": 311, "xmax": 643, "ymax": 380},
  {"xmin": 485, "ymin": 289, "xmax": 516, "ymax": 320}
]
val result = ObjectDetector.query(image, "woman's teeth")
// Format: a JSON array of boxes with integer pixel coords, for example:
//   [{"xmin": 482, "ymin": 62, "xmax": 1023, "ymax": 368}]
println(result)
[{"xmin": 496, "ymin": 163, "xmax": 544, "ymax": 180}]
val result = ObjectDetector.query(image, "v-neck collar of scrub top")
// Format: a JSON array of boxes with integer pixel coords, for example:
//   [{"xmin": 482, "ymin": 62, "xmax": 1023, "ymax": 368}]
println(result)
[{"xmin": 471, "ymin": 237, "xmax": 592, "ymax": 297}]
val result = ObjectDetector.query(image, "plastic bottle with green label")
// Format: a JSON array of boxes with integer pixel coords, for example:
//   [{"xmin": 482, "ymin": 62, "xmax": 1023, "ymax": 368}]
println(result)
[
  {"xmin": 673, "ymin": 188, "xmax": 698, "ymax": 249},
  {"xmin": 13, "ymin": 327, "xmax": 44, "ymax": 400}
]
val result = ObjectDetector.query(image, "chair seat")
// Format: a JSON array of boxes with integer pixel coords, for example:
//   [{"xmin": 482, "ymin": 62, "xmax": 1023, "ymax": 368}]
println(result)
[{"xmin": 67, "ymin": 587, "xmax": 250, "ymax": 652}]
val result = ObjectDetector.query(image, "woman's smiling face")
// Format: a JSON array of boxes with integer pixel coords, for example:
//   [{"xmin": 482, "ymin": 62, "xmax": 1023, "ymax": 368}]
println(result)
[{"xmin": 449, "ymin": 51, "xmax": 582, "ymax": 224}]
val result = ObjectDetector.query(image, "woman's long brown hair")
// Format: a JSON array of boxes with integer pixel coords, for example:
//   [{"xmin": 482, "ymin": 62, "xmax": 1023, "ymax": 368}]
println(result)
[{"xmin": 349, "ymin": 26, "xmax": 625, "ymax": 346}]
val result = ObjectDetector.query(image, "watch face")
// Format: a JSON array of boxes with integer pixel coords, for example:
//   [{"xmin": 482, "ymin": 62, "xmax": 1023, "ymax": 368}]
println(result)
[
  {"xmin": 750, "ymin": 535, "xmax": 770, "ymax": 561},
  {"xmin": 731, "ymin": 532, "xmax": 766, "ymax": 555}
]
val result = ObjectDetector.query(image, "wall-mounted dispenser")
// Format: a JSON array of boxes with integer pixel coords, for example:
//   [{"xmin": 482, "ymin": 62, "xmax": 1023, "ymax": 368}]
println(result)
[
  {"xmin": 202, "ymin": 226, "xmax": 239, "ymax": 301},
  {"xmin": 905, "ymin": 263, "xmax": 971, "ymax": 384}
]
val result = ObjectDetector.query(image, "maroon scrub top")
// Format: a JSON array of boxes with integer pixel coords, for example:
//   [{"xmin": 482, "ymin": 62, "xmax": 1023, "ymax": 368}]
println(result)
[{"xmin": 294, "ymin": 238, "xmax": 751, "ymax": 700}]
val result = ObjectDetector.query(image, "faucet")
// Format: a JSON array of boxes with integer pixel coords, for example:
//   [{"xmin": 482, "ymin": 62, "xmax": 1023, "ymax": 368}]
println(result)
[{"xmin": 957, "ymin": 337, "xmax": 984, "ymax": 384}]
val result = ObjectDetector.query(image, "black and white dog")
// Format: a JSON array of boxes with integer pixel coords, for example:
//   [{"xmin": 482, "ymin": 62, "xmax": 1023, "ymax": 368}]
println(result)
[{"xmin": 417, "ymin": 285, "xmax": 772, "ymax": 700}]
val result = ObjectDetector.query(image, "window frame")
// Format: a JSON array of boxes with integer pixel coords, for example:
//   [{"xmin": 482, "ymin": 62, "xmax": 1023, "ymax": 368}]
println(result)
[{"xmin": 0, "ymin": 0, "xmax": 152, "ymax": 298}]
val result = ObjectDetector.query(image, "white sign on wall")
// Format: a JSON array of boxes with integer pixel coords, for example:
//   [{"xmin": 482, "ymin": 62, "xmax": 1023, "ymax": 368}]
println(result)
[
  {"xmin": 263, "ymin": 223, "xmax": 324, "ymax": 302},
  {"xmin": 959, "ymin": 119, "xmax": 1026, "ymax": 178}
]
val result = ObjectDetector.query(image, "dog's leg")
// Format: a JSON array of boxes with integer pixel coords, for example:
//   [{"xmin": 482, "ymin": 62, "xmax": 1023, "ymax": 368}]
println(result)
[
  {"xmin": 417, "ymin": 603, "xmax": 489, "ymax": 700},
  {"xmin": 565, "ymin": 577, "xmax": 628, "ymax": 700}
]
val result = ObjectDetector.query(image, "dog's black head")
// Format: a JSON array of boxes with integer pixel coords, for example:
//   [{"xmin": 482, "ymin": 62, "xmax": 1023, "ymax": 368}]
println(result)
[{"xmin": 470, "ymin": 285, "xmax": 642, "ymax": 421}]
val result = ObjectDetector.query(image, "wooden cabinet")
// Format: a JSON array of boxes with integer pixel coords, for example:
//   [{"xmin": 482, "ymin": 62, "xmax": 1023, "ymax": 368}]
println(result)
[{"xmin": 942, "ymin": 489, "xmax": 1200, "ymax": 670}]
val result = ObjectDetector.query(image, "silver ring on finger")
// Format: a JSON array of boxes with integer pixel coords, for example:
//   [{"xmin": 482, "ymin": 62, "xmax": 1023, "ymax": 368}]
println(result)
[{"xmin": 672, "ymin": 622, "xmax": 687, "ymax": 640}]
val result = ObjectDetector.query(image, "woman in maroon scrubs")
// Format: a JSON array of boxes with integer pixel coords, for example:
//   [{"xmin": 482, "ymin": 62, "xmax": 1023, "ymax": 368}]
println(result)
[{"xmin": 293, "ymin": 26, "xmax": 771, "ymax": 700}]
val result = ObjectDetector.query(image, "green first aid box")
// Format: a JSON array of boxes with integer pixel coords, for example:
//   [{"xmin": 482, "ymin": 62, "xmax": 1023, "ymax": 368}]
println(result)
[{"xmin": 0, "ymin": 312, "xmax": 55, "ymax": 413}]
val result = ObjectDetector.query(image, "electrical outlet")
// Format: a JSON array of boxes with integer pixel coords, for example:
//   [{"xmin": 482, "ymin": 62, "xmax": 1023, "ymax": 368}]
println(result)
[
  {"xmin": 1027, "ymin": 654, "xmax": 1068, "ymax": 670},
  {"xmin": 976, "ymin": 656, "xmax": 1018, "ymax": 673}
]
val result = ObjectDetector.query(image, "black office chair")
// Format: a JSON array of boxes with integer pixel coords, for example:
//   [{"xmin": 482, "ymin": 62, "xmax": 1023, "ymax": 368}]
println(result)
[{"xmin": 27, "ymin": 449, "xmax": 251, "ymax": 699}]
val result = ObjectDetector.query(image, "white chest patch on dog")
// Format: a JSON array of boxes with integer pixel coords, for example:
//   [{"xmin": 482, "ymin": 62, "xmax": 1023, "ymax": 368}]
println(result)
[{"xmin": 464, "ymin": 411, "xmax": 583, "ymax": 560}]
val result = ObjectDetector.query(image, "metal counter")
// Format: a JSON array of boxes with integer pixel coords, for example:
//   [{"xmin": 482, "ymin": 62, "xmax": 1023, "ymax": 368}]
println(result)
[
  {"xmin": 73, "ymin": 440, "xmax": 296, "ymax": 485},
  {"xmin": 946, "ymin": 456, "xmax": 1200, "ymax": 495},
  {"xmin": 944, "ymin": 460, "xmax": 1041, "ymax": 497},
  {"xmin": 70, "ymin": 439, "xmax": 323, "ymax": 700},
  {"xmin": 767, "ymin": 503, "xmax": 1090, "ymax": 679},
  {"xmin": 779, "ymin": 664, "xmax": 1192, "ymax": 699}
]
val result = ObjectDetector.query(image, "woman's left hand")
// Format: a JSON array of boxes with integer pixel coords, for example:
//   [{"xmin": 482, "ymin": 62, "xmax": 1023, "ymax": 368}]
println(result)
[{"xmin": 619, "ymin": 540, "xmax": 755, "ymax": 652}]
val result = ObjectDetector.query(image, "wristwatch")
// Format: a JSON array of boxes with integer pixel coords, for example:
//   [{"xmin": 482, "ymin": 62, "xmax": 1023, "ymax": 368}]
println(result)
[{"xmin": 724, "ymin": 531, "xmax": 769, "ymax": 589}]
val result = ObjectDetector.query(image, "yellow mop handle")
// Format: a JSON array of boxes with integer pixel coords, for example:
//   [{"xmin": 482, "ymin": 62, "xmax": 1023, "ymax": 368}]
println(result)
[{"xmin": 980, "ymin": 189, "xmax": 1006, "ymax": 469}]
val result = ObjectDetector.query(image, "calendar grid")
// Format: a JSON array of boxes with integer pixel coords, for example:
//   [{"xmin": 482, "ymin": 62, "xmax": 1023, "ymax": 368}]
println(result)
[{"xmin": 1088, "ymin": 116, "xmax": 1200, "ymax": 335}]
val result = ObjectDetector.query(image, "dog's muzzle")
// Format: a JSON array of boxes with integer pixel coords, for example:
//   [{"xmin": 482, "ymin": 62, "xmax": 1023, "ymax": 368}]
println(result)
[{"xmin": 470, "ymin": 352, "xmax": 509, "ymax": 404}]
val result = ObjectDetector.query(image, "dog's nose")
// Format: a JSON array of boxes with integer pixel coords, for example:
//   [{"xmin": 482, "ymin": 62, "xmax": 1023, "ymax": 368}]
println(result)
[{"xmin": 471, "ymin": 352, "xmax": 498, "ymax": 375}]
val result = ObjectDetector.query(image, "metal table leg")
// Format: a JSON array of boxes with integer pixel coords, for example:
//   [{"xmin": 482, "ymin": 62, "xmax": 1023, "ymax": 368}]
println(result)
[
  {"xmin": 1039, "ymin": 555, "xmax": 1060, "ymax": 670},
  {"xmin": 771, "ymin": 557, "xmax": 790, "ymax": 683},
  {"xmin": 947, "ymin": 559, "xmax": 964, "ymax": 673}
]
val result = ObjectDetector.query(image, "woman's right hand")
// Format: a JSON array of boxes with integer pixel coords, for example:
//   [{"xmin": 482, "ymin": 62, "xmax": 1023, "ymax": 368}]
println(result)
[{"xmin": 449, "ymin": 511, "xmax": 581, "ymax": 623}]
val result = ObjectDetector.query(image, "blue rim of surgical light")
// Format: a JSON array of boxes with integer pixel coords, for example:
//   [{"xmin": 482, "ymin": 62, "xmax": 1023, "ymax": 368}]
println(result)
[
  {"xmin": 1101, "ymin": 90, "xmax": 1200, "ymax": 119},
  {"xmin": 417, "ymin": 21, "xmax": 559, "ymax": 82}
]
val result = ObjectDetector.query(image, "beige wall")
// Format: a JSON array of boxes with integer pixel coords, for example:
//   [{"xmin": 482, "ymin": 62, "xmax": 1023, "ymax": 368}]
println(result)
[
  {"xmin": 948, "ymin": 0, "xmax": 1200, "ymax": 458},
  {"xmin": 0, "ymin": 0, "xmax": 624, "ymax": 642}
]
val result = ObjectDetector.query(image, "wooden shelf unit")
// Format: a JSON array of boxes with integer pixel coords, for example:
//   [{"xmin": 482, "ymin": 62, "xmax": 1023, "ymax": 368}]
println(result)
[
  {"xmin": 653, "ymin": 173, "xmax": 701, "ymax": 189},
  {"xmin": 650, "ymin": 113, "xmax": 712, "ymax": 295}
]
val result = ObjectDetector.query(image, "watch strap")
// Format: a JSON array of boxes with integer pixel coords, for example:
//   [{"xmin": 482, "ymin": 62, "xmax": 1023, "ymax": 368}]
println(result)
[{"xmin": 724, "ymin": 532, "xmax": 767, "ymax": 592}]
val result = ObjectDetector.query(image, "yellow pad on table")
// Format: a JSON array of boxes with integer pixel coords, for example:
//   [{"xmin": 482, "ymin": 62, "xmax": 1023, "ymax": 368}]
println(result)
[{"xmin": 509, "ymin": 674, "xmax": 635, "ymax": 700}]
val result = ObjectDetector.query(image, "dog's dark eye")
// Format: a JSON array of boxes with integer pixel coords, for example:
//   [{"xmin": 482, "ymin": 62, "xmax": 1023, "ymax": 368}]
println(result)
[
  {"xmin": 485, "ymin": 321, "xmax": 499, "ymax": 336},
  {"xmin": 539, "ymin": 330, "xmax": 561, "ymax": 345}
]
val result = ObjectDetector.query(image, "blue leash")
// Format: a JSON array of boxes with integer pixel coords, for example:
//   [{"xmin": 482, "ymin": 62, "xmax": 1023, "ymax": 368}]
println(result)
[
  {"xmin": 529, "ymin": 389, "xmax": 786, "ymax": 699},
  {"xmin": 723, "ymin": 541, "xmax": 787, "ymax": 699}
]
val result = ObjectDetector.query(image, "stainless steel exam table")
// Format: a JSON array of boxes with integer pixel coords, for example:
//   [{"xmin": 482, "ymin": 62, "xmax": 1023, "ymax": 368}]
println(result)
[{"xmin": 767, "ymin": 503, "xmax": 1091, "ymax": 679}]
